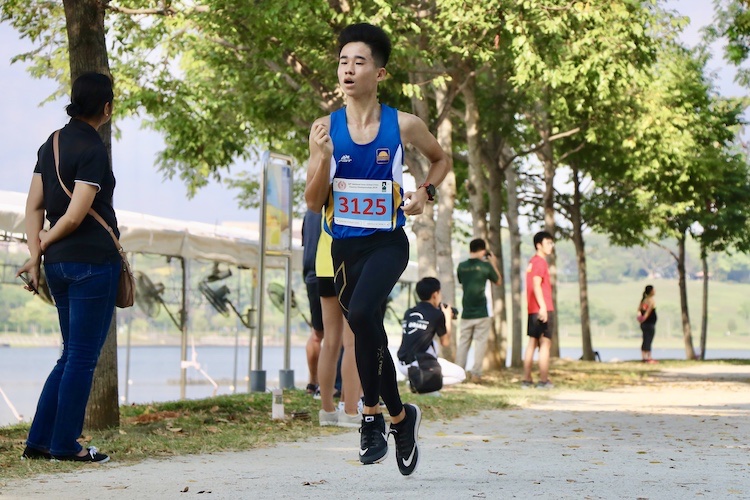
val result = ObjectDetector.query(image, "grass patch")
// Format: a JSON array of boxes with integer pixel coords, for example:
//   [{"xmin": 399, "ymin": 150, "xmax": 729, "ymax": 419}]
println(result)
[{"xmin": 2, "ymin": 359, "xmax": 741, "ymax": 481}]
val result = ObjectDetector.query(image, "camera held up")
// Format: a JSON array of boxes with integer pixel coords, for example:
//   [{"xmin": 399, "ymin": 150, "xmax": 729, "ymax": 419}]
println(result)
[{"xmin": 442, "ymin": 303, "xmax": 459, "ymax": 320}]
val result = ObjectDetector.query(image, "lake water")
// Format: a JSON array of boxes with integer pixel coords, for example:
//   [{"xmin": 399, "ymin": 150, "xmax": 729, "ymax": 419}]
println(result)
[{"xmin": 2, "ymin": 344, "xmax": 749, "ymax": 427}]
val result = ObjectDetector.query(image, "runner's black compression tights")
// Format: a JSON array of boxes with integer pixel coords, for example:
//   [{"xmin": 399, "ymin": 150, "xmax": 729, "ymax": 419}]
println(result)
[{"xmin": 332, "ymin": 229, "xmax": 408, "ymax": 416}]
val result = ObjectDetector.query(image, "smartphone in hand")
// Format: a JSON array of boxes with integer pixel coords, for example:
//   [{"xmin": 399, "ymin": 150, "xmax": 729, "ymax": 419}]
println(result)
[{"xmin": 19, "ymin": 273, "xmax": 39, "ymax": 295}]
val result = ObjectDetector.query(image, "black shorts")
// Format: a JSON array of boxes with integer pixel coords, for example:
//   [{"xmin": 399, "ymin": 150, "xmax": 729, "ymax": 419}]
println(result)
[
  {"xmin": 317, "ymin": 276, "xmax": 336, "ymax": 298},
  {"xmin": 305, "ymin": 280, "xmax": 324, "ymax": 331},
  {"xmin": 527, "ymin": 312, "xmax": 555, "ymax": 340}
]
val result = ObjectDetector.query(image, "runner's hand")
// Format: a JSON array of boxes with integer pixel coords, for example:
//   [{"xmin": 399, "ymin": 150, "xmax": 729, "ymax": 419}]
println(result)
[
  {"xmin": 311, "ymin": 123, "xmax": 333, "ymax": 158},
  {"xmin": 402, "ymin": 187, "xmax": 428, "ymax": 216}
]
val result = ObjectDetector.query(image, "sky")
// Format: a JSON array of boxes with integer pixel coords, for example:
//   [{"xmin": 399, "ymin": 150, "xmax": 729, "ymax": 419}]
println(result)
[{"xmin": 0, "ymin": 2, "xmax": 743, "ymax": 225}]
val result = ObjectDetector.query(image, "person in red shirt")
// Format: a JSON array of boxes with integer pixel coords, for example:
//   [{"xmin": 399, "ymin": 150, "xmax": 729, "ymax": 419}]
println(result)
[{"xmin": 522, "ymin": 231, "xmax": 555, "ymax": 389}]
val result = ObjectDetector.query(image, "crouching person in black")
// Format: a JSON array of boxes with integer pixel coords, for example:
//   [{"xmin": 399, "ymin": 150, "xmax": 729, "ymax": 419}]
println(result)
[{"xmin": 397, "ymin": 277, "xmax": 466, "ymax": 395}]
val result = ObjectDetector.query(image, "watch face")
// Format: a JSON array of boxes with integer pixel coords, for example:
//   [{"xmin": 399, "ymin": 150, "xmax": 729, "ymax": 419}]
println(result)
[{"xmin": 426, "ymin": 184, "xmax": 436, "ymax": 198}]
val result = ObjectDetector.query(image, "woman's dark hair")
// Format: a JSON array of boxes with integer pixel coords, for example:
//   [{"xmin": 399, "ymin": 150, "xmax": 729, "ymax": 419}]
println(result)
[
  {"xmin": 641, "ymin": 285, "xmax": 654, "ymax": 302},
  {"xmin": 416, "ymin": 277, "xmax": 441, "ymax": 301},
  {"xmin": 66, "ymin": 72, "xmax": 114, "ymax": 119},
  {"xmin": 338, "ymin": 23, "xmax": 392, "ymax": 68}
]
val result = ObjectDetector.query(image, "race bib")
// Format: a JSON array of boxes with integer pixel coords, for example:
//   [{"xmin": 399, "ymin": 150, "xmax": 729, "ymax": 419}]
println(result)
[{"xmin": 332, "ymin": 178, "xmax": 393, "ymax": 229}]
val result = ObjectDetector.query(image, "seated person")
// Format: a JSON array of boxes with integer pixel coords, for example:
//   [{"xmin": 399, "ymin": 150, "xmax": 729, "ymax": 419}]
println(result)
[{"xmin": 397, "ymin": 277, "xmax": 466, "ymax": 393}]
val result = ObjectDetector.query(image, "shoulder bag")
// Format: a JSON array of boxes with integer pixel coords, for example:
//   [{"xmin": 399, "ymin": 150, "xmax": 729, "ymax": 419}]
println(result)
[
  {"xmin": 52, "ymin": 130, "xmax": 135, "ymax": 308},
  {"xmin": 407, "ymin": 352, "xmax": 443, "ymax": 394}
]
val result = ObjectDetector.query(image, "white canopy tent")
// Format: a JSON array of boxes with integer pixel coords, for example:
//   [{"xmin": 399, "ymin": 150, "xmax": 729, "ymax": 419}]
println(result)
[
  {"xmin": 1, "ymin": 189, "xmax": 417, "ymax": 281},
  {"xmin": 0, "ymin": 190, "xmax": 301, "ymax": 270},
  {"xmin": 1, "ymin": 190, "xmax": 418, "ymax": 393},
  {"xmin": 1, "ymin": 189, "xmax": 303, "ymax": 395}
]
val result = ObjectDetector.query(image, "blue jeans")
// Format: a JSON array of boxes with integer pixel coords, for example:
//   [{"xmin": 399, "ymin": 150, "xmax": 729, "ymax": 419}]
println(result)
[{"xmin": 26, "ymin": 260, "xmax": 119, "ymax": 457}]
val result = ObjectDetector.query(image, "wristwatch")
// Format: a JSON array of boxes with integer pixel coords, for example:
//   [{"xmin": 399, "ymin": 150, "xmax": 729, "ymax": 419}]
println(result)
[{"xmin": 418, "ymin": 182, "xmax": 437, "ymax": 202}]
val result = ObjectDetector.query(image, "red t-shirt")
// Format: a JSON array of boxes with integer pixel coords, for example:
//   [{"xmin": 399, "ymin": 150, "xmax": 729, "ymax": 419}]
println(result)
[{"xmin": 526, "ymin": 254, "xmax": 553, "ymax": 314}]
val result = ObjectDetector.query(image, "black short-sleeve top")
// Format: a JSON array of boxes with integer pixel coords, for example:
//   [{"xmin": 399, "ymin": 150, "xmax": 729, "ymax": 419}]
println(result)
[{"xmin": 33, "ymin": 119, "xmax": 120, "ymax": 264}]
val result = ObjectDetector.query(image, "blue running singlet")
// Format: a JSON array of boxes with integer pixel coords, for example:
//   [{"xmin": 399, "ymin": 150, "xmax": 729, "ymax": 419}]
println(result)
[{"xmin": 323, "ymin": 104, "xmax": 406, "ymax": 239}]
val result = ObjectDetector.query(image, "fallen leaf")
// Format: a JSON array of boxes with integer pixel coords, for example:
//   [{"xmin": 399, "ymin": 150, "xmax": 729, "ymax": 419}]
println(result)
[
  {"xmin": 302, "ymin": 480, "xmax": 328, "ymax": 486},
  {"xmin": 181, "ymin": 486, "xmax": 189, "ymax": 493}
]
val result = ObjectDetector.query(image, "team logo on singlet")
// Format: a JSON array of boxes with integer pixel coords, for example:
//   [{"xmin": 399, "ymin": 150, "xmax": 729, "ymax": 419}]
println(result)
[
  {"xmin": 376, "ymin": 148, "xmax": 390, "ymax": 164},
  {"xmin": 339, "ymin": 154, "xmax": 353, "ymax": 163}
]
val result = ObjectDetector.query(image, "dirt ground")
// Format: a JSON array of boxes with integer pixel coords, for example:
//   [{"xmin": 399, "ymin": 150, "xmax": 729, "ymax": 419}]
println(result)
[{"xmin": 1, "ymin": 364, "xmax": 749, "ymax": 500}]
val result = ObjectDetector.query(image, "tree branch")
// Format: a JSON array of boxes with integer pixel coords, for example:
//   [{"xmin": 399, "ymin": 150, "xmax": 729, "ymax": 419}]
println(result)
[
  {"xmin": 509, "ymin": 126, "xmax": 581, "ymax": 164},
  {"xmin": 104, "ymin": 1, "xmax": 209, "ymax": 15},
  {"xmin": 557, "ymin": 141, "xmax": 586, "ymax": 163}
]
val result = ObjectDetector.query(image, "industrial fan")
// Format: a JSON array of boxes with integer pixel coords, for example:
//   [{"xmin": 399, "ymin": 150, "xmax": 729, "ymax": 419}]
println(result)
[
  {"xmin": 266, "ymin": 282, "xmax": 311, "ymax": 327},
  {"xmin": 134, "ymin": 271, "xmax": 182, "ymax": 330},
  {"xmin": 199, "ymin": 281, "xmax": 252, "ymax": 328}
]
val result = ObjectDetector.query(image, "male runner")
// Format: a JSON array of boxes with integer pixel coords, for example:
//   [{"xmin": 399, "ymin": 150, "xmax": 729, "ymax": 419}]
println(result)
[{"xmin": 305, "ymin": 23, "xmax": 451, "ymax": 476}]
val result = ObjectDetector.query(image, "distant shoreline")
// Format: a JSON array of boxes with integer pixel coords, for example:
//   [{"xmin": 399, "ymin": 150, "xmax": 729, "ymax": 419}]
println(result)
[{"xmin": 1, "ymin": 331, "xmax": 748, "ymax": 352}]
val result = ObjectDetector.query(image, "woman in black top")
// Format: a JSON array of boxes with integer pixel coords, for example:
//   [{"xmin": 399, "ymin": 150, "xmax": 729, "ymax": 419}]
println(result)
[
  {"xmin": 16, "ymin": 73, "xmax": 119, "ymax": 463},
  {"xmin": 638, "ymin": 285, "xmax": 658, "ymax": 363}
]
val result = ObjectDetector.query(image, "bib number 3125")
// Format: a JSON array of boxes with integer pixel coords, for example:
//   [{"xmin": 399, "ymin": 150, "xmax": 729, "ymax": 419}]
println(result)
[{"xmin": 333, "ymin": 178, "xmax": 393, "ymax": 229}]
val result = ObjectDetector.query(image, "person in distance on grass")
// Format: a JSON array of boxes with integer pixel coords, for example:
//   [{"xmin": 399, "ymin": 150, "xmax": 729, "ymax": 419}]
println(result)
[
  {"xmin": 522, "ymin": 231, "xmax": 555, "ymax": 390},
  {"xmin": 305, "ymin": 23, "xmax": 451, "ymax": 476},
  {"xmin": 637, "ymin": 285, "xmax": 658, "ymax": 363},
  {"xmin": 455, "ymin": 238, "xmax": 501, "ymax": 383}
]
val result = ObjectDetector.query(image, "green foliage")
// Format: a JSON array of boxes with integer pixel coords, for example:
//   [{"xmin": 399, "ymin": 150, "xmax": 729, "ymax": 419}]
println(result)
[{"xmin": 708, "ymin": 0, "xmax": 750, "ymax": 86}]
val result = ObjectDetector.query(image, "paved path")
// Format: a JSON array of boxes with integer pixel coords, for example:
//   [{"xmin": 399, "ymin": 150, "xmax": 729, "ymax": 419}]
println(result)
[{"xmin": 2, "ymin": 365, "xmax": 749, "ymax": 499}]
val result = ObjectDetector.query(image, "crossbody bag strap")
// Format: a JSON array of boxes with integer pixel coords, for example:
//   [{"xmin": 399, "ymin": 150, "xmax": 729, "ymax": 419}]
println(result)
[{"xmin": 52, "ymin": 130, "xmax": 124, "ymax": 253}]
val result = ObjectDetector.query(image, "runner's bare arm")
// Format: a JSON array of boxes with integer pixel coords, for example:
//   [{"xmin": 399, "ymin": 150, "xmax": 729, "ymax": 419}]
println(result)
[
  {"xmin": 305, "ymin": 116, "xmax": 333, "ymax": 212},
  {"xmin": 398, "ymin": 112, "xmax": 452, "ymax": 216}
]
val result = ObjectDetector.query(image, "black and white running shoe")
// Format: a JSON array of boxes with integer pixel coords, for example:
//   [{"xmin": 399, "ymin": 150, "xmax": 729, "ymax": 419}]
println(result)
[
  {"xmin": 359, "ymin": 413, "xmax": 388, "ymax": 464},
  {"xmin": 390, "ymin": 403, "xmax": 421, "ymax": 476}
]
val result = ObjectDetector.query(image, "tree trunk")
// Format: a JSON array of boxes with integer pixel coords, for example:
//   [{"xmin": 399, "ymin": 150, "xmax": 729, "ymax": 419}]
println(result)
[
  {"xmin": 434, "ymin": 83, "xmax": 457, "ymax": 362},
  {"xmin": 485, "ymin": 152, "xmax": 508, "ymax": 370},
  {"xmin": 571, "ymin": 166, "xmax": 594, "ymax": 360},
  {"xmin": 505, "ymin": 161, "xmax": 523, "ymax": 368},
  {"xmin": 677, "ymin": 233, "xmax": 697, "ymax": 359},
  {"xmin": 63, "ymin": 0, "xmax": 119, "ymax": 430},
  {"xmin": 699, "ymin": 252, "xmax": 709, "ymax": 361},
  {"xmin": 85, "ymin": 319, "xmax": 120, "ymax": 430},
  {"xmin": 536, "ymin": 124, "xmax": 559, "ymax": 358},
  {"xmin": 463, "ymin": 75, "xmax": 488, "ymax": 236}
]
